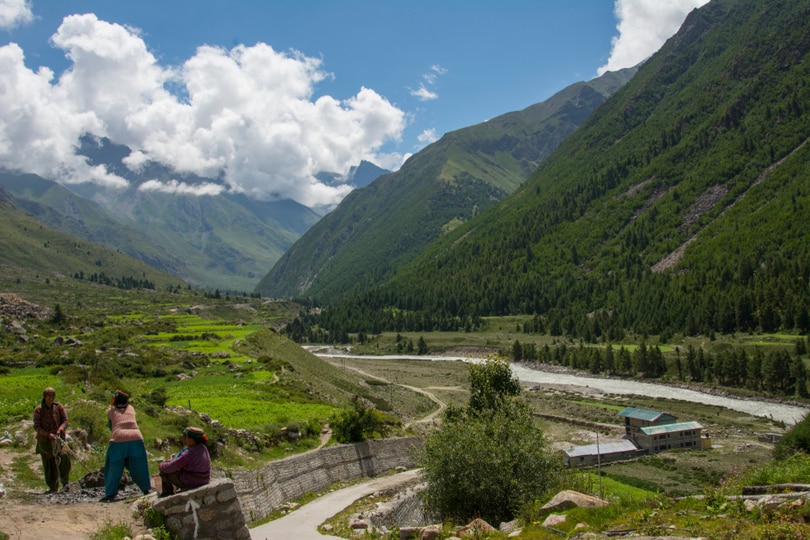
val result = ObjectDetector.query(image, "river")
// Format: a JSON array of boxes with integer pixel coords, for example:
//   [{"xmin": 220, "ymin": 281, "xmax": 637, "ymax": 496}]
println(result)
[{"xmin": 312, "ymin": 351, "xmax": 810, "ymax": 426}]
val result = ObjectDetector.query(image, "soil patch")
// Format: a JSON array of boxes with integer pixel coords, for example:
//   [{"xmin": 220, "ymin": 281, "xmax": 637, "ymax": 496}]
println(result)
[{"xmin": 0, "ymin": 449, "xmax": 151, "ymax": 539}]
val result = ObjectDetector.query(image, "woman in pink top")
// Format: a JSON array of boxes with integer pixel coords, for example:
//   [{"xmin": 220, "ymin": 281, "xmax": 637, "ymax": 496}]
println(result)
[{"xmin": 101, "ymin": 390, "xmax": 152, "ymax": 502}]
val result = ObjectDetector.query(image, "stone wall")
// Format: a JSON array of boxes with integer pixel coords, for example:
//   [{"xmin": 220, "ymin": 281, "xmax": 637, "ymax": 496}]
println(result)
[
  {"xmin": 230, "ymin": 436, "xmax": 422, "ymax": 524},
  {"xmin": 151, "ymin": 479, "xmax": 250, "ymax": 540},
  {"xmin": 365, "ymin": 483, "xmax": 431, "ymax": 530}
]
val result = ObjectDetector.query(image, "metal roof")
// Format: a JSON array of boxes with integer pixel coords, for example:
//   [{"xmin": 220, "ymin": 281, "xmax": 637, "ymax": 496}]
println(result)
[
  {"xmin": 564, "ymin": 439, "xmax": 640, "ymax": 458},
  {"xmin": 640, "ymin": 421, "xmax": 703, "ymax": 436},
  {"xmin": 618, "ymin": 407, "xmax": 674, "ymax": 422}
]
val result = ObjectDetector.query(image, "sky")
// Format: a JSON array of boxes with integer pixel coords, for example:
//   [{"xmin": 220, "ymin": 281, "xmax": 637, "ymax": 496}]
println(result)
[{"xmin": 0, "ymin": 0, "xmax": 709, "ymax": 209}]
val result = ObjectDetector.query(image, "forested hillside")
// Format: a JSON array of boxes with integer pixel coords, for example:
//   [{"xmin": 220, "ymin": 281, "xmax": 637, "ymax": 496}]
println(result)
[
  {"xmin": 286, "ymin": 0, "xmax": 810, "ymax": 343},
  {"xmin": 0, "ymin": 186, "xmax": 186, "ymax": 292},
  {"xmin": 255, "ymin": 68, "xmax": 636, "ymax": 303}
]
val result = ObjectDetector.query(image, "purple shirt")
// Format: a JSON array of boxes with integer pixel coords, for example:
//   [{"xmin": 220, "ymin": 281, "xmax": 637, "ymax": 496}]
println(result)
[{"xmin": 159, "ymin": 443, "xmax": 211, "ymax": 488}]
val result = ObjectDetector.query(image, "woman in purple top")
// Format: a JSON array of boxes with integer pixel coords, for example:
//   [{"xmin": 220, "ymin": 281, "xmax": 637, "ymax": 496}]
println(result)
[{"xmin": 158, "ymin": 426, "xmax": 211, "ymax": 496}]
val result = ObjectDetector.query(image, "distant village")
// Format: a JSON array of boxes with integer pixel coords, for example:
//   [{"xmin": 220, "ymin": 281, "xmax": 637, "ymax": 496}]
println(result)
[{"xmin": 563, "ymin": 407, "xmax": 711, "ymax": 468}]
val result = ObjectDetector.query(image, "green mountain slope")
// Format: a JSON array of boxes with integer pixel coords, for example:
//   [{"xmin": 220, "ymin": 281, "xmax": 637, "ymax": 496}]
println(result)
[
  {"xmin": 0, "ymin": 187, "xmax": 186, "ymax": 291},
  {"xmin": 0, "ymin": 172, "xmax": 188, "ymax": 277},
  {"xmin": 256, "ymin": 68, "xmax": 637, "ymax": 302},
  {"xmin": 0, "ymin": 165, "xmax": 323, "ymax": 292},
  {"xmin": 294, "ymin": 0, "xmax": 810, "ymax": 340}
]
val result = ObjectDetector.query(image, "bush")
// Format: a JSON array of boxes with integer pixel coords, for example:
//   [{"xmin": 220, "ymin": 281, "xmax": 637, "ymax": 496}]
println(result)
[
  {"xmin": 330, "ymin": 396, "xmax": 391, "ymax": 443},
  {"xmin": 418, "ymin": 399, "xmax": 562, "ymax": 525},
  {"xmin": 774, "ymin": 412, "xmax": 810, "ymax": 460},
  {"xmin": 418, "ymin": 357, "xmax": 562, "ymax": 524},
  {"xmin": 68, "ymin": 399, "xmax": 109, "ymax": 444}
]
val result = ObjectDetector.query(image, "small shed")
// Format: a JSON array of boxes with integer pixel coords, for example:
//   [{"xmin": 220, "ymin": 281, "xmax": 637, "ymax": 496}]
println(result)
[
  {"xmin": 618, "ymin": 407, "xmax": 677, "ymax": 442},
  {"xmin": 635, "ymin": 421, "xmax": 703, "ymax": 453},
  {"xmin": 563, "ymin": 439, "xmax": 644, "ymax": 468}
]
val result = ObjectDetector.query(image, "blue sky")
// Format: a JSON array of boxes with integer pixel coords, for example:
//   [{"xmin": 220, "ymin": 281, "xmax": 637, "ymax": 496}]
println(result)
[{"xmin": 0, "ymin": 0, "xmax": 708, "ymax": 208}]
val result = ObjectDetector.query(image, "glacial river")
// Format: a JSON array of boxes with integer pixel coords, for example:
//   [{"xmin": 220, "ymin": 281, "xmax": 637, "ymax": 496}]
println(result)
[{"xmin": 312, "ymin": 352, "xmax": 810, "ymax": 426}]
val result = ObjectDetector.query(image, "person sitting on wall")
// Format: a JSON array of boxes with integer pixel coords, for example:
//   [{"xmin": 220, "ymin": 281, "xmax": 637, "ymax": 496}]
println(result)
[{"xmin": 158, "ymin": 426, "xmax": 211, "ymax": 496}]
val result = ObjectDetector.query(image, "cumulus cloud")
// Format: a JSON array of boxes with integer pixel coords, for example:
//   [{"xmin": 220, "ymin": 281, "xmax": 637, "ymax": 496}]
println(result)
[
  {"xmin": 417, "ymin": 128, "xmax": 438, "ymax": 145},
  {"xmin": 0, "ymin": 13, "xmax": 407, "ymax": 207},
  {"xmin": 598, "ymin": 0, "xmax": 710, "ymax": 75},
  {"xmin": 0, "ymin": 0, "xmax": 33, "ymax": 30}
]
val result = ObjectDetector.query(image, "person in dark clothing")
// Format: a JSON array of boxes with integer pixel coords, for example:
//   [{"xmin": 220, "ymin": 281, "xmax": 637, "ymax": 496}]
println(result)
[
  {"xmin": 33, "ymin": 387, "xmax": 71, "ymax": 493},
  {"xmin": 158, "ymin": 426, "xmax": 211, "ymax": 496}
]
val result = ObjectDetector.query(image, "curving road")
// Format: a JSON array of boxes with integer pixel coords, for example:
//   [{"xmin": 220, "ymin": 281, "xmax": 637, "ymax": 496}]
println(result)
[{"xmin": 249, "ymin": 469, "xmax": 421, "ymax": 540}]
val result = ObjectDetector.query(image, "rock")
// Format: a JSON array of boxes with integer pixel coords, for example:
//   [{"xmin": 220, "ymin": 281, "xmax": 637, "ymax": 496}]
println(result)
[
  {"xmin": 399, "ymin": 526, "xmax": 417, "ymax": 539},
  {"xmin": 499, "ymin": 519, "xmax": 518, "ymax": 533},
  {"xmin": 541, "ymin": 489, "xmax": 608, "ymax": 512},
  {"xmin": 419, "ymin": 525, "xmax": 442, "ymax": 540},
  {"xmin": 542, "ymin": 514, "xmax": 567, "ymax": 527},
  {"xmin": 13, "ymin": 431, "xmax": 26, "ymax": 444},
  {"xmin": 350, "ymin": 518, "xmax": 368, "ymax": 529},
  {"xmin": 457, "ymin": 518, "xmax": 496, "ymax": 537}
]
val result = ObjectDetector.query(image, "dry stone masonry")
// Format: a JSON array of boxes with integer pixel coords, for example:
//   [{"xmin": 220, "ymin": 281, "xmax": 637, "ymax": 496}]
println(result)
[{"xmin": 150, "ymin": 479, "xmax": 250, "ymax": 540}]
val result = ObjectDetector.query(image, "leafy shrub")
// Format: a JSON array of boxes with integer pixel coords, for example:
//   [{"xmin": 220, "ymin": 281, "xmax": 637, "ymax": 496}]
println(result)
[
  {"xmin": 68, "ymin": 399, "xmax": 108, "ymax": 444},
  {"xmin": 88, "ymin": 522, "xmax": 132, "ymax": 540},
  {"xmin": 774, "ymin": 413, "xmax": 810, "ymax": 460},
  {"xmin": 330, "ymin": 397, "xmax": 391, "ymax": 443}
]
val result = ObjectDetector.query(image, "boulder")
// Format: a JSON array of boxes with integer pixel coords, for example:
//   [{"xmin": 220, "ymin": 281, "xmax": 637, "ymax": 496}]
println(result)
[
  {"xmin": 541, "ymin": 489, "xmax": 608, "ymax": 513},
  {"xmin": 419, "ymin": 525, "xmax": 442, "ymax": 540},
  {"xmin": 457, "ymin": 518, "xmax": 496, "ymax": 537},
  {"xmin": 542, "ymin": 513, "xmax": 567, "ymax": 527}
]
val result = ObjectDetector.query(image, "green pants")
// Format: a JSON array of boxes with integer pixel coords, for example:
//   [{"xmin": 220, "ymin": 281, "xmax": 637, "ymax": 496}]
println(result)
[{"xmin": 36, "ymin": 439, "xmax": 71, "ymax": 491}]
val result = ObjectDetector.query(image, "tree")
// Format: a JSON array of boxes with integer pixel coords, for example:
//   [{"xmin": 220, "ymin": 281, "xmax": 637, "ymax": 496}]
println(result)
[
  {"xmin": 417, "ymin": 336, "xmax": 428, "ymax": 355},
  {"xmin": 418, "ymin": 357, "xmax": 562, "ymax": 524},
  {"xmin": 330, "ymin": 396, "xmax": 392, "ymax": 443},
  {"xmin": 467, "ymin": 356, "xmax": 521, "ymax": 413}
]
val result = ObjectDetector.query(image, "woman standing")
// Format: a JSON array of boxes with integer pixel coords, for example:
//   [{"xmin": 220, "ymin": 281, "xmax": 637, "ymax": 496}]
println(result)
[
  {"xmin": 101, "ymin": 390, "xmax": 152, "ymax": 502},
  {"xmin": 33, "ymin": 387, "xmax": 71, "ymax": 493}
]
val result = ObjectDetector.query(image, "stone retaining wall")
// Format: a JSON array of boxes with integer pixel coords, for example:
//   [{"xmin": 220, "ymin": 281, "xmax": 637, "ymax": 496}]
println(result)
[
  {"xmin": 365, "ymin": 483, "xmax": 431, "ymax": 530},
  {"xmin": 230, "ymin": 436, "xmax": 422, "ymax": 524},
  {"xmin": 151, "ymin": 479, "xmax": 250, "ymax": 540}
]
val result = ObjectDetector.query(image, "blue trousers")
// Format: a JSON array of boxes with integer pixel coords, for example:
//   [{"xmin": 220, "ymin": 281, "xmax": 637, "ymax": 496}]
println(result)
[{"xmin": 104, "ymin": 440, "xmax": 152, "ymax": 496}]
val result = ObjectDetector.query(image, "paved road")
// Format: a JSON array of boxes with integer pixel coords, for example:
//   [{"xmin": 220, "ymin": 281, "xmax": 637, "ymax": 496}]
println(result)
[{"xmin": 249, "ymin": 469, "xmax": 422, "ymax": 540}]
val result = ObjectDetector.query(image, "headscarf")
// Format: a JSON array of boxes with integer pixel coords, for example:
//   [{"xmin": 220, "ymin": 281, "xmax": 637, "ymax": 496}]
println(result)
[
  {"xmin": 41, "ymin": 387, "xmax": 56, "ymax": 408},
  {"xmin": 111, "ymin": 390, "xmax": 130, "ymax": 409},
  {"xmin": 183, "ymin": 426, "xmax": 208, "ymax": 443}
]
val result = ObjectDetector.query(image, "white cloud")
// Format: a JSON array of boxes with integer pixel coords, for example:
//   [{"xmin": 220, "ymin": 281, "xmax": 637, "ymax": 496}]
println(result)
[
  {"xmin": 0, "ymin": 13, "xmax": 407, "ymax": 207},
  {"xmin": 417, "ymin": 128, "xmax": 438, "ymax": 145},
  {"xmin": 0, "ymin": 0, "xmax": 33, "ymax": 30},
  {"xmin": 409, "ymin": 64, "xmax": 446, "ymax": 101},
  {"xmin": 598, "ymin": 0, "xmax": 710, "ymax": 75},
  {"xmin": 409, "ymin": 84, "xmax": 438, "ymax": 101},
  {"xmin": 138, "ymin": 179, "xmax": 225, "ymax": 196}
]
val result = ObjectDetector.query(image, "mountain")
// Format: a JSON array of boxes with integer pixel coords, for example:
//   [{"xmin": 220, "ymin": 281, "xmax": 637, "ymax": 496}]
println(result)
[
  {"xmin": 0, "ymin": 172, "xmax": 188, "ymax": 277},
  {"xmin": 315, "ymin": 160, "xmax": 390, "ymax": 191},
  {"xmin": 290, "ymin": 0, "xmax": 810, "ymax": 340},
  {"xmin": 0, "ymin": 185, "xmax": 186, "ymax": 291},
  {"xmin": 0, "ymin": 136, "xmax": 326, "ymax": 291},
  {"xmin": 255, "ymin": 67, "xmax": 638, "ymax": 302}
]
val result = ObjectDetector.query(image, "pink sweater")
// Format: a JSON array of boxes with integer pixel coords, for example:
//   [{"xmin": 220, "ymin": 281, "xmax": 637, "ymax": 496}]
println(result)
[{"xmin": 107, "ymin": 406, "xmax": 144, "ymax": 442}]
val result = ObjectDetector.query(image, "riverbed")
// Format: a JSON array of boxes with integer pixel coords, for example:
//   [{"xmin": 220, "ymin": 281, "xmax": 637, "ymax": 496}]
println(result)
[{"xmin": 311, "ymin": 351, "xmax": 810, "ymax": 426}]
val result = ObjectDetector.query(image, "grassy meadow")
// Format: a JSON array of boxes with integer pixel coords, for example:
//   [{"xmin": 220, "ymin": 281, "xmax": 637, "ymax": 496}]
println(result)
[{"xmin": 2, "ymin": 269, "xmax": 810, "ymax": 538}]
